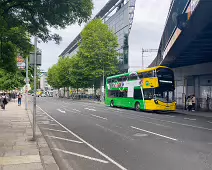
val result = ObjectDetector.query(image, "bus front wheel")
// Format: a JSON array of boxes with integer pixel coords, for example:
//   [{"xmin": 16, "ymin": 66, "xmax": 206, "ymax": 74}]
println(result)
[
  {"xmin": 135, "ymin": 102, "xmax": 140, "ymax": 111},
  {"xmin": 110, "ymin": 100, "xmax": 114, "ymax": 107}
]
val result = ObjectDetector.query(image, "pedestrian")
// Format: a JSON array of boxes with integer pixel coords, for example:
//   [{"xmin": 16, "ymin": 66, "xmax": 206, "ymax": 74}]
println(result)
[
  {"xmin": 18, "ymin": 94, "xmax": 22, "ymax": 106},
  {"xmin": 1, "ymin": 93, "xmax": 8, "ymax": 110},
  {"xmin": 186, "ymin": 96, "xmax": 192, "ymax": 111},
  {"xmin": 191, "ymin": 94, "xmax": 196, "ymax": 111}
]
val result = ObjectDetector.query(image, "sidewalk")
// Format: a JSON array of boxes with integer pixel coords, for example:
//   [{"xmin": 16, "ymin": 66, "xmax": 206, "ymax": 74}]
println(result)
[
  {"xmin": 0, "ymin": 102, "xmax": 58, "ymax": 170},
  {"xmin": 176, "ymin": 109, "xmax": 212, "ymax": 118}
]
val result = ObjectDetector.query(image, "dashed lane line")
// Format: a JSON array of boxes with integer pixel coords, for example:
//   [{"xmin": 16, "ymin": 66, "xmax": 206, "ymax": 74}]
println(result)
[
  {"xmin": 91, "ymin": 114, "xmax": 108, "ymax": 120},
  {"xmin": 184, "ymin": 118, "xmax": 196, "ymax": 121}
]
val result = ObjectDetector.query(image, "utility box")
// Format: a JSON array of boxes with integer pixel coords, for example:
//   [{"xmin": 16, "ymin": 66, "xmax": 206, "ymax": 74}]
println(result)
[{"xmin": 30, "ymin": 51, "xmax": 42, "ymax": 66}]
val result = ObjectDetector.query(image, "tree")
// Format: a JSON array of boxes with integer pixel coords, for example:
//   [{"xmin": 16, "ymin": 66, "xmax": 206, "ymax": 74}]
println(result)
[
  {"xmin": 0, "ymin": 69, "xmax": 25, "ymax": 90},
  {"xmin": 78, "ymin": 19, "xmax": 119, "ymax": 88},
  {"xmin": 47, "ymin": 64, "xmax": 61, "ymax": 90},
  {"xmin": 0, "ymin": 0, "xmax": 93, "ymax": 44},
  {"xmin": 0, "ymin": 26, "xmax": 33, "ymax": 72},
  {"xmin": 69, "ymin": 55, "xmax": 90, "ymax": 91}
]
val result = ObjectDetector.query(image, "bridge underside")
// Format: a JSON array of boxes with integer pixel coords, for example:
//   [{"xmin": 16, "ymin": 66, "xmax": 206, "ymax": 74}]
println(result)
[{"xmin": 162, "ymin": 1, "xmax": 212, "ymax": 68}]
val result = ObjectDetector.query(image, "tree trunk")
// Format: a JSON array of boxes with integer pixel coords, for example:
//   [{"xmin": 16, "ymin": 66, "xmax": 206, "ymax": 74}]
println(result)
[
  {"xmin": 67, "ymin": 87, "xmax": 70, "ymax": 99},
  {"xmin": 63, "ymin": 87, "xmax": 65, "ymax": 98}
]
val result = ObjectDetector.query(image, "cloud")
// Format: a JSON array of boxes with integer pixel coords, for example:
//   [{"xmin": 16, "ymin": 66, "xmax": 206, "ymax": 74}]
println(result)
[{"xmin": 38, "ymin": 0, "xmax": 171, "ymax": 71}]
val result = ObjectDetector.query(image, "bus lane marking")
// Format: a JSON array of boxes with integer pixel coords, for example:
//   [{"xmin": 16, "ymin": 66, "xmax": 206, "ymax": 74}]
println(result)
[
  {"xmin": 131, "ymin": 126, "xmax": 178, "ymax": 141},
  {"xmin": 53, "ymin": 148, "xmax": 109, "ymax": 164},
  {"xmin": 45, "ymin": 135, "xmax": 83, "ymax": 144},
  {"xmin": 91, "ymin": 114, "xmax": 108, "ymax": 120}
]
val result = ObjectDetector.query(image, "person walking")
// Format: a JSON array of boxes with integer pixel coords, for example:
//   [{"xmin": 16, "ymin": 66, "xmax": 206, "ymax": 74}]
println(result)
[
  {"xmin": 186, "ymin": 95, "xmax": 192, "ymax": 111},
  {"xmin": 1, "ymin": 93, "xmax": 8, "ymax": 110},
  {"xmin": 18, "ymin": 94, "xmax": 22, "ymax": 106},
  {"xmin": 191, "ymin": 94, "xmax": 196, "ymax": 111}
]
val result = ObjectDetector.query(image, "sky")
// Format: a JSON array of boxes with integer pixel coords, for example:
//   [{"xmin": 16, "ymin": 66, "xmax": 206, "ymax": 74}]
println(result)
[{"xmin": 38, "ymin": 0, "xmax": 171, "ymax": 72}]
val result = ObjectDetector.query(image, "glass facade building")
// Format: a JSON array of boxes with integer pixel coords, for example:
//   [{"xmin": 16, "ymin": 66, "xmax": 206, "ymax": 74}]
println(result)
[{"xmin": 59, "ymin": 0, "xmax": 136, "ymax": 72}]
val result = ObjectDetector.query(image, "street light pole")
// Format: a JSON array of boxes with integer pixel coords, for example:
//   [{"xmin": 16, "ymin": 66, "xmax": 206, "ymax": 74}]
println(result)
[
  {"xmin": 33, "ymin": 36, "xmax": 37, "ymax": 141},
  {"xmin": 102, "ymin": 65, "xmax": 105, "ymax": 102},
  {"xmin": 25, "ymin": 57, "xmax": 28, "ymax": 110}
]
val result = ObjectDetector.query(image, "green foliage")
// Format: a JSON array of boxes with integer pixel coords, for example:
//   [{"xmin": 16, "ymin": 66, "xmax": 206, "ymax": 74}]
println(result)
[
  {"xmin": 79, "ymin": 19, "xmax": 119, "ymax": 81},
  {"xmin": 69, "ymin": 55, "xmax": 90, "ymax": 89},
  {"xmin": 0, "ymin": 69, "xmax": 25, "ymax": 90},
  {"xmin": 47, "ymin": 19, "xmax": 120, "ymax": 90},
  {"xmin": 47, "ymin": 64, "xmax": 62, "ymax": 89},
  {"xmin": 0, "ymin": 0, "xmax": 93, "ymax": 44},
  {"xmin": 0, "ymin": 26, "xmax": 33, "ymax": 72}
]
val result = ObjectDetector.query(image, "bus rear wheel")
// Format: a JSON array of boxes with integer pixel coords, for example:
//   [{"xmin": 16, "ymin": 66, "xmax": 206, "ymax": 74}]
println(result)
[
  {"xmin": 135, "ymin": 102, "xmax": 140, "ymax": 111},
  {"xmin": 110, "ymin": 100, "xmax": 114, "ymax": 107}
]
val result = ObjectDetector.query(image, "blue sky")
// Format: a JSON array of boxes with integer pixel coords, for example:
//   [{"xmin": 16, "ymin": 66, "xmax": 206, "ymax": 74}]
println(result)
[{"xmin": 38, "ymin": 0, "xmax": 171, "ymax": 72}]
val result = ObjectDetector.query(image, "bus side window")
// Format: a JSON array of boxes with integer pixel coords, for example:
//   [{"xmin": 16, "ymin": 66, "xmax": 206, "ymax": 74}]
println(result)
[
  {"xmin": 107, "ymin": 79, "xmax": 111, "ymax": 84},
  {"xmin": 122, "ymin": 76, "xmax": 128, "ymax": 82},
  {"xmin": 129, "ymin": 74, "xmax": 138, "ymax": 81},
  {"xmin": 119, "ymin": 91, "xmax": 127, "ymax": 98},
  {"xmin": 117, "ymin": 77, "xmax": 122, "ymax": 82}
]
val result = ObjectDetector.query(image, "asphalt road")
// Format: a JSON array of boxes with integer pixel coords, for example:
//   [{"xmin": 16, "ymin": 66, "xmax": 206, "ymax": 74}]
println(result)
[{"xmin": 32, "ymin": 97, "xmax": 212, "ymax": 170}]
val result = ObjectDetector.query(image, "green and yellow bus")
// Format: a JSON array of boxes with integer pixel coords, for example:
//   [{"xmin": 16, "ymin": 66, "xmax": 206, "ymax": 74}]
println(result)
[{"xmin": 105, "ymin": 66, "xmax": 176, "ymax": 111}]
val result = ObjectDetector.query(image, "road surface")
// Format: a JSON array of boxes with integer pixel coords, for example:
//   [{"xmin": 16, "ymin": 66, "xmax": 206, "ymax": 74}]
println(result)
[{"xmin": 32, "ymin": 97, "xmax": 212, "ymax": 170}]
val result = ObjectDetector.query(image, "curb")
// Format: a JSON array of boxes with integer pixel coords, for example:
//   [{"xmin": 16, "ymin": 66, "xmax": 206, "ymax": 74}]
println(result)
[{"xmin": 26, "ymin": 109, "xmax": 59, "ymax": 170}]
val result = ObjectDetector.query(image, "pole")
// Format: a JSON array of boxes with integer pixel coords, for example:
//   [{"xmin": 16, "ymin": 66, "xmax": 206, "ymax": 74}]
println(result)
[
  {"xmin": 142, "ymin": 48, "xmax": 144, "ymax": 69},
  {"xmin": 33, "ymin": 36, "xmax": 37, "ymax": 141},
  {"xmin": 102, "ymin": 66, "xmax": 105, "ymax": 102},
  {"xmin": 25, "ymin": 57, "xmax": 28, "ymax": 110}
]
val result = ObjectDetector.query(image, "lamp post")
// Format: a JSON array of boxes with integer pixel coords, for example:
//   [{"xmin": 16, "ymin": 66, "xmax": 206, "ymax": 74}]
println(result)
[{"xmin": 32, "ymin": 36, "xmax": 37, "ymax": 141}]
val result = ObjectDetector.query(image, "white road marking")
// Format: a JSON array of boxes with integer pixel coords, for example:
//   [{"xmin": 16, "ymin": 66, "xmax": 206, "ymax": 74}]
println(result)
[
  {"xmin": 37, "ymin": 106, "xmax": 127, "ymax": 170},
  {"xmin": 133, "ymin": 133, "xmax": 148, "ymax": 137},
  {"xmin": 165, "ymin": 115, "xmax": 175, "ymax": 118},
  {"xmin": 41, "ymin": 128, "xmax": 68, "ymax": 133},
  {"xmin": 57, "ymin": 109, "xmax": 66, "ymax": 113},
  {"xmin": 91, "ymin": 114, "xmax": 108, "ymax": 120},
  {"xmin": 43, "ymin": 123, "xmax": 59, "ymax": 126},
  {"xmin": 131, "ymin": 126, "xmax": 178, "ymax": 141},
  {"xmin": 184, "ymin": 118, "xmax": 196, "ymax": 121},
  {"xmin": 45, "ymin": 135, "xmax": 83, "ymax": 144},
  {"xmin": 73, "ymin": 109, "xmax": 81, "ymax": 112},
  {"xmin": 53, "ymin": 148, "xmax": 109, "ymax": 163},
  {"xmin": 207, "ymin": 121, "xmax": 212, "ymax": 124},
  {"xmin": 85, "ymin": 108, "xmax": 96, "ymax": 111}
]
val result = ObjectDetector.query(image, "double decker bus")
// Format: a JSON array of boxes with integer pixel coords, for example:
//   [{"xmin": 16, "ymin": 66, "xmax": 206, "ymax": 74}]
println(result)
[{"xmin": 105, "ymin": 66, "xmax": 176, "ymax": 111}]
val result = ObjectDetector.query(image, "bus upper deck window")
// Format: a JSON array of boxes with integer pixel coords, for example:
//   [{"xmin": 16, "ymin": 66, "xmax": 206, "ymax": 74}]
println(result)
[
  {"xmin": 138, "ymin": 73, "xmax": 143, "ymax": 79},
  {"xmin": 143, "ymin": 71, "xmax": 153, "ymax": 78},
  {"xmin": 129, "ymin": 74, "xmax": 138, "ymax": 80},
  {"xmin": 122, "ymin": 76, "xmax": 128, "ymax": 81}
]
